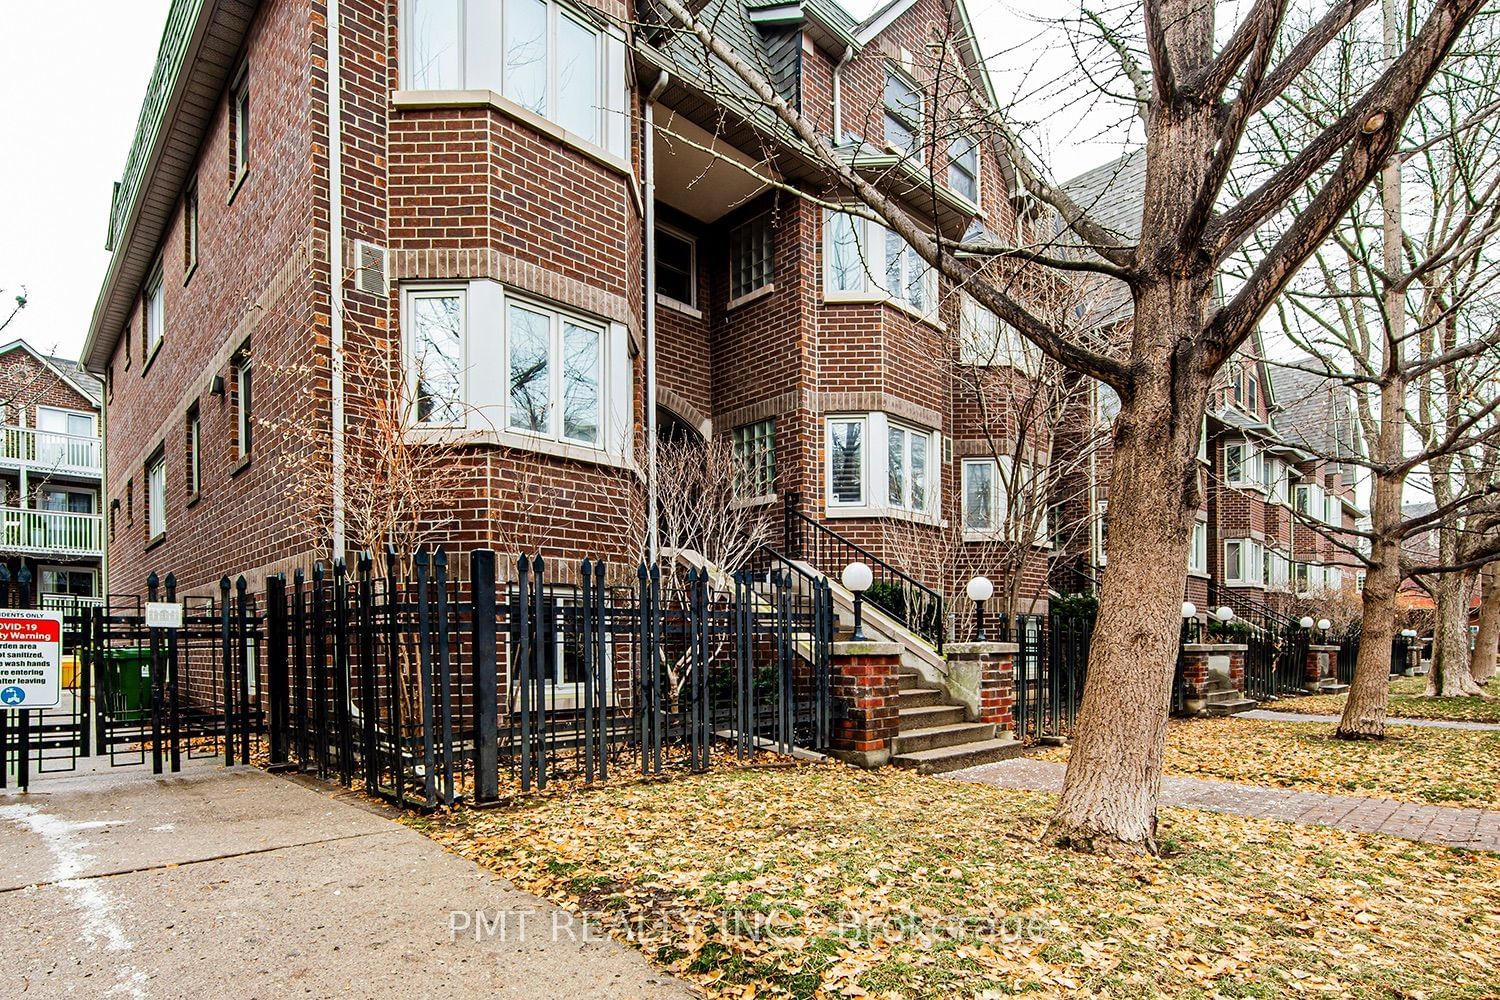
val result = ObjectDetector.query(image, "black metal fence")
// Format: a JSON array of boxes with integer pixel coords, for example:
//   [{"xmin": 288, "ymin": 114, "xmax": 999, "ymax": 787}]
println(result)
[
  {"xmin": 1000, "ymin": 609, "xmax": 1094, "ymax": 742},
  {"xmin": 1206, "ymin": 580, "xmax": 1308, "ymax": 700},
  {"xmin": 258, "ymin": 548, "xmax": 834, "ymax": 808}
]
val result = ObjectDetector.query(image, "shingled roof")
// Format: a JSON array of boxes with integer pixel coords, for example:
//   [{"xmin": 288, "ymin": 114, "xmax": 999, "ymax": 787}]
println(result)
[
  {"xmin": 1059, "ymin": 150, "xmax": 1144, "ymax": 328},
  {"xmin": 1271, "ymin": 367, "xmax": 1361, "ymax": 462}
]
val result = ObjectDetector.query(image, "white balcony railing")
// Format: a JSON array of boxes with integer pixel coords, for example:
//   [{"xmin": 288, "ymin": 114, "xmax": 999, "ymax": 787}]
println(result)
[
  {"xmin": 39, "ymin": 594, "xmax": 105, "ymax": 611},
  {"xmin": 0, "ymin": 425, "xmax": 102, "ymax": 476},
  {"xmin": 0, "ymin": 507, "xmax": 105, "ymax": 557}
]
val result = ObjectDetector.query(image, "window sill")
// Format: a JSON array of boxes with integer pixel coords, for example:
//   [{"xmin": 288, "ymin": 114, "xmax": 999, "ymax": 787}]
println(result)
[
  {"xmin": 183, "ymin": 260, "xmax": 199, "ymax": 287},
  {"xmin": 726, "ymin": 284, "xmax": 775, "ymax": 311},
  {"xmin": 391, "ymin": 90, "xmax": 631, "ymax": 179},
  {"xmin": 821, "ymin": 293, "xmax": 945, "ymax": 332},
  {"xmin": 227, "ymin": 167, "xmax": 250, "ymax": 206},
  {"xmin": 185, "ymin": 491, "xmax": 202, "ymax": 509},
  {"xmin": 824, "ymin": 505, "xmax": 945, "ymax": 528},
  {"xmin": 656, "ymin": 294, "xmax": 702, "ymax": 320},
  {"xmin": 961, "ymin": 530, "xmax": 1050, "ymax": 548},
  {"xmin": 141, "ymin": 340, "xmax": 163, "ymax": 376},
  {"xmin": 730, "ymin": 492, "xmax": 777, "ymax": 510},
  {"xmin": 145, "ymin": 532, "xmax": 166, "ymax": 552},
  {"xmin": 230, "ymin": 454, "xmax": 252, "ymax": 477},
  {"xmin": 404, "ymin": 426, "xmax": 634, "ymax": 472},
  {"xmin": 1188, "ymin": 569, "xmax": 1211, "ymax": 580}
]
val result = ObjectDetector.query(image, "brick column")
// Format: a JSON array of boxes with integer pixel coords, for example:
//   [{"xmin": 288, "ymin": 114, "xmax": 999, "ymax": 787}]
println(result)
[
  {"xmin": 943, "ymin": 641, "xmax": 1017, "ymax": 732},
  {"xmin": 1179, "ymin": 645, "xmax": 1211, "ymax": 712},
  {"xmin": 829, "ymin": 641, "xmax": 901, "ymax": 769},
  {"xmin": 1304, "ymin": 644, "xmax": 1340, "ymax": 688}
]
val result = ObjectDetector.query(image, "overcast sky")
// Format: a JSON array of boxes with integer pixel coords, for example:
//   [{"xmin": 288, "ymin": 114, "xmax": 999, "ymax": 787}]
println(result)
[{"xmin": 0, "ymin": 0, "xmax": 1128, "ymax": 364}]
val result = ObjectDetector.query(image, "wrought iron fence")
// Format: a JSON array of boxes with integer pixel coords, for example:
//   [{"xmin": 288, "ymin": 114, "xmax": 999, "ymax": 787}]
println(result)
[{"xmin": 1000, "ymin": 609, "xmax": 1094, "ymax": 742}]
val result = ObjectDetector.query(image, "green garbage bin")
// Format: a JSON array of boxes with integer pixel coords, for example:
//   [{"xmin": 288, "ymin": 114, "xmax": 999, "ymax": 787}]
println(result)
[{"xmin": 101, "ymin": 647, "xmax": 154, "ymax": 717}]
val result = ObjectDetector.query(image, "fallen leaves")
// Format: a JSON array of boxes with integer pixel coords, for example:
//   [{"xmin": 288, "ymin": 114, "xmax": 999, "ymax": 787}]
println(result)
[
  {"xmin": 1042, "ymin": 716, "xmax": 1500, "ymax": 808},
  {"xmin": 1272, "ymin": 675, "xmax": 1500, "ymax": 724},
  {"xmin": 409, "ymin": 759, "xmax": 1500, "ymax": 999}
]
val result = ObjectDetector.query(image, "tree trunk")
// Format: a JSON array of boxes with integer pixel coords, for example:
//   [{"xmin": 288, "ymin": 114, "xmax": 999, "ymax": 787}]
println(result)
[
  {"xmin": 1472, "ymin": 563, "xmax": 1499, "ymax": 685},
  {"xmin": 1428, "ymin": 568, "xmax": 1485, "ymax": 696},
  {"xmin": 1047, "ymin": 282, "xmax": 1208, "ymax": 855}
]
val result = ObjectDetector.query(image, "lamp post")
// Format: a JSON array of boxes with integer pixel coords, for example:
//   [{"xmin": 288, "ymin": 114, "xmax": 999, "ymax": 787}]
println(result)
[
  {"xmin": 967, "ymin": 576, "xmax": 994, "ymax": 641},
  {"xmin": 1300, "ymin": 616, "xmax": 1315, "ymax": 630},
  {"xmin": 1182, "ymin": 601, "xmax": 1198, "ymax": 643},
  {"xmin": 841, "ymin": 562, "xmax": 873, "ymax": 641},
  {"xmin": 1317, "ymin": 618, "xmax": 1332, "ymax": 643}
]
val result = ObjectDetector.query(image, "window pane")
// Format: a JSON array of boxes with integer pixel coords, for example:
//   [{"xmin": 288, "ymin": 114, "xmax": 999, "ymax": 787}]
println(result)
[
  {"xmin": 830, "ymin": 421, "xmax": 863, "ymax": 504},
  {"xmin": 887, "ymin": 427, "xmax": 905, "ymax": 506},
  {"xmin": 909, "ymin": 432, "xmax": 928, "ymax": 512},
  {"xmin": 731, "ymin": 215, "xmax": 773, "ymax": 299},
  {"xmin": 828, "ymin": 213, "xmax": 865, "ymax": 292},
  {"xmin": 504, "ymin": 0, "xmax": 549, "ymax": 115},
  {"xmin": 561, "ymin": 321, "xmax": 601, "ymax": 444},
  {"xmin": 655, "ymin": 229, "xmax": 694, "ymax": 304},
  {"xmin": 905, "ymin": 250, "xmax": 926, "ymax": 310},
  {"xmin": 557, "ymin": 13, "xmax": 598, "ymax": 142},
  {"xmin": 149, "ymin": 461, "xmax": 165, "ymax": 536},
  {"xmin": 1226, "ymin": 542, "xmax": 1241, "ymax": 580},
  {"xmin": 406, "ymin": 0, "xmax": 462, "ymax": 89},
  {"xmin": 948, "ymin": 138, "xmax": 977, "ymax": 201},
  {"xmin": 883, "ymin": 68, "xmax": 919, "ymax": 152},
  {"xmin": 412, "ymin": 294, "xmax": 464, "ymax": 424},
  {"xmin": 965, "ymin": 463, "xmax": 993, "ymax": 530},
  {"xmin": 509, "ymin": 304, "xmax": 552, "ymax": 433},
  {"xmin": 884, "ymin": 230, "xmax": 902, "ymax": 299}
]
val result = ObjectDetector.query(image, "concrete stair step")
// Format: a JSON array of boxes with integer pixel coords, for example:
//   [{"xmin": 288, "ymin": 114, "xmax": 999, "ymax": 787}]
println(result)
[
  {"xmin": 898, "ymin": 704, "xmax": 968, "ymax": 730},
  {"xmin": 1205, "ymin": 688, "xmax": 1246, "ymax": 704},
  {"xmin": 891, "ymin": 737, "xmax": 1024, "ymax": 774},
  {"xmin": 897, "ymin": 687, "xmax": 945, "ymax": 708},
  {"xmin": 893, "ymin": 722, "xmax": 997, "ymax": 754},
  {"xmin": 1315, "ymin": 681, "xmax": 1350, "ymax": 694},
  {"xmin": 1205, "ymin": 698, "xmax": 1258, "ymax": 716}
]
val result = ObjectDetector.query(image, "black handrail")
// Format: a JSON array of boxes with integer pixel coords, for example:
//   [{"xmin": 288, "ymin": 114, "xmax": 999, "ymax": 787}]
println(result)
[{"xmin": 781, "ymin": 493, "xmax": 945, "ymax": 651}]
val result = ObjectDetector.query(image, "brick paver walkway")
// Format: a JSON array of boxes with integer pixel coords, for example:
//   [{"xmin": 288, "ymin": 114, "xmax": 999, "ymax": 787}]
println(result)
[
  {"xmin": 1241, "ymin": 708, "xmax": 1500, "ymax": 731},
  {"xmin": 946, "ymin": 758, "xmax": 1500, "ymax": 853}
]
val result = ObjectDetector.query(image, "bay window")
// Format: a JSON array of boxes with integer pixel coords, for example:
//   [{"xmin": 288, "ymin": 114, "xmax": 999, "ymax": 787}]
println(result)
[
  {"xmin": 961, "ymin": 455, "xmax": 1047, "ymax": 544},
  {"xmin": 1225, "ymin": 440, "xmax": 1261, "ymax": 487},
  {"xmin": 886, "ymin": 423, "xmax": 932, "ymax": 513},
  {"xmin": 824, "ymin": 211, "xmax": 936, "ymax": 313},
  {"xmin": 1225, "ymin": 537, "xmax": 1264, "ymax": 586},
  {"xmin": 959, "ymin": 295, "xmax": 1036, "ymax": 370},
  {"xmin": 399, "ymin": 0, "xmax": 628, "ymax": 158},
  {"xmin": 828, "ymin": 417, "xmax": 866, "ymax": 506},
  {"xmin": 402, "ymin": 281, "xmax": 628, "ymax": 462},
  {"xmin": 827, "ymin": 414, "xmax": 940, "ymax": 517},
  {"xmin": 963, "ymin": 461, "xmax": 994, "ymax": 531}
]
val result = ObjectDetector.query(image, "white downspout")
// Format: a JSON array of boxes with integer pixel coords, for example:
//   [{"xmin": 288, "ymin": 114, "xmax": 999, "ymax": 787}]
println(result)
[
  {"xmin": 832, "ymin": 47, "xmax": 854, "ymax": 143},
  {"xmin": 643, "ymin": 72, "xmax": 670, "ymax": 566},
  {"xmin": 327, "ymin": 0, "xmax": 347, "ymax": 561}
]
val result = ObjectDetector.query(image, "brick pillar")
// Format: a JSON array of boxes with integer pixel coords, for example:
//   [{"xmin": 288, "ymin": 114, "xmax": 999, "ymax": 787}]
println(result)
[
  {"xmin": 1179, "ymin": 645, "xmax": 1211, "ymax": 711},
  {"xmin": 829, "ymin": 641, "xmax": 901, "ymax": 769},
  {"xmin": 942, "ymin": 641, "xmax": 1017, "ymax": 732},
  {"xmin": 1305, "ymin": 644, "xmax": 1339, "ymax": 688}
]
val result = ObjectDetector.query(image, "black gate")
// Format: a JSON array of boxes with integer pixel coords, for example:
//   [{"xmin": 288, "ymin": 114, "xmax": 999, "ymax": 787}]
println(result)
[{"xmin": 1005, "ymin": 609, "xmax": 1094, "ymax": 742}]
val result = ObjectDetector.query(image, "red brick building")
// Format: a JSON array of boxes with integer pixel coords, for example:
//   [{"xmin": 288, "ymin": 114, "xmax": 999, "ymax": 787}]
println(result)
[
  {"xmin": 0, "ymin": 340, "xmax": 105, "ymax": 604},
  {"xmin": 83, "ymin": 0, "xmax": 1068, "ymax": 611}
]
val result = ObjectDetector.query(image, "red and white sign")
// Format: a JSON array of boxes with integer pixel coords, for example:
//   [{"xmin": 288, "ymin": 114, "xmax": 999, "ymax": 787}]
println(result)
[{"xmin": 0, "ymin": 609, "xmax": 63, "ymax": 710}]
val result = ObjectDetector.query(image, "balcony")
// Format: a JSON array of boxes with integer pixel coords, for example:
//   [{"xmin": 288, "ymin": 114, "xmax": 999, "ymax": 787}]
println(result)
[
  {"xmin": 0, "ymin": 425, "xmax": 103, "ymax": 478},
  {"xmin": 1, "ymin": 508, "xmax": 105, "ymax": 558}
]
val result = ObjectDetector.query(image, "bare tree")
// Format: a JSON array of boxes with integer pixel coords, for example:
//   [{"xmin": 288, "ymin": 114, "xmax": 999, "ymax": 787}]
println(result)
[
  {"xmin": 649, "ymin": 433, "xmax": 775, "ymax": 578},
  {"xmin": 0, "ymin": 287, "xmax": 26, "ymax": 337}
]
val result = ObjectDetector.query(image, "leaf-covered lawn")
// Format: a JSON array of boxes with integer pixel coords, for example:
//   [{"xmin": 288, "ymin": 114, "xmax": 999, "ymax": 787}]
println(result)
[
  {"xmin": 1271, "ymin": 675, "xmax": 1500, "ymax": 723},
  {"xmin": 409, "ymin": 762, "xmax": 1500, "ymax": 999},
  {"xmin": 1043, "ymin": 716, "xmax": 1500, "ymax": 808}
]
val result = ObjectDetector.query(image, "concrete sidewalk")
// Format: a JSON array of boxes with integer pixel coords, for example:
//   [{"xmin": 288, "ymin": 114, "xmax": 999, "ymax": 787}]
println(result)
[{"xmin": 0, "ymin": 759, "xmax": 693, "ymax": 999}]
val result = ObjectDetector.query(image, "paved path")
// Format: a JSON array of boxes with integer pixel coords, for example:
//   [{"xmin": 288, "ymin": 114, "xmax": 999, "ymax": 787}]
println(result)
[
  {"xmin": 1242, "ymin": 708, "xmax": 1500, "ymax": 731},
  {"xmin": 947, "ymin": 758, "xmax": 1500, "ymax": 853},
  {"xmin": 0, "ymin": 759, "xmax": 692, "ymax": 1000}
]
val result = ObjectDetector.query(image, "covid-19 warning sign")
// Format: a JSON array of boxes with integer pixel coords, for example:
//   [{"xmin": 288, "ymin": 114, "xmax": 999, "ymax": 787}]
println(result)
[{"xmin": 0, "ymin": 610, "xmax": 63, "ymax": 710}]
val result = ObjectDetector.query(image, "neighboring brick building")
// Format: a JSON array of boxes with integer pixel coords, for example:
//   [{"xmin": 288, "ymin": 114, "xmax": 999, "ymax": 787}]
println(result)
[
  {"xmin": 1051, "ymin": 152, "xmax": 1365, "ymax": 612},
  {"xmin": 0, "ymin": 340, "xmax": 105, "ymax": 604},
  {"xmin": 83, "ymin": 0, "xmax": 1064, "ymax": 612}
]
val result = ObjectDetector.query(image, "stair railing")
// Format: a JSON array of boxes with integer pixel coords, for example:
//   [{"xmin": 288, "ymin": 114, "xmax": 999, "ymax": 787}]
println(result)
[{"xmin": 781, "ymin": 493, "xmax": 946, "ymax": 652}]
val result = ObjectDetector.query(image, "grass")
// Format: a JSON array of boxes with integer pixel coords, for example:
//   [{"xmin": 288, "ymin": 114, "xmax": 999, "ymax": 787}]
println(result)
[
  {"xmin": 409, "ymin": 761, "xmax": 1500, "ymax": 999},
  {"xmin": 1268, "ymin": 675, "xmax": 1500, "ymax": 724},
  {"xmin": 1041, "ymin": 715, "xmax": 1500, "ymax": 807}
]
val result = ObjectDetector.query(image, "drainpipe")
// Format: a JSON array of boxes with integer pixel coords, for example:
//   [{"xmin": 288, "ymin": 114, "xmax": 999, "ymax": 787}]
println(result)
[
  {"xmin": 327, "ymin": 0, "xmax": 347, "ymax": 561},
  {"xmin": 831, "ymin": 47, "xmax": 854, "ymax": 143},
  {"xmin": 643, "ymin": 72, "xmax": 670, "ymax": 567}
]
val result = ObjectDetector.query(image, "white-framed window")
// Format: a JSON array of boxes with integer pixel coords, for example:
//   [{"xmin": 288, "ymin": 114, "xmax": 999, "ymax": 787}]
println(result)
[
  {"xmin": 1189, "ymin": 519, "xmax": 1208, "ymax": 574},
  {"xmin": 1224, "ymin": 537, "xmax": 1264, "ymax": 586},
  {"xmin": 1097, "ymin": 383, "xmax": 1121, "ymax": 425},
  {"xmin": 400, "ymin": 280, "xmax": 631, "ymax": 462},
  {"xmin": 1265, "ymin": 547, "xmax": 1291, "ymax": 590},
  {"xmin": 729, "ymin": 213, "xmax": 774, "ymax": 300},
  {"xmin": 1325, "ymin": 492, "xmax": 1341, "ymax": 525},
  {"xmin": 963, "ymin": 459, "xmax": 995, "ymax": 532},
  {"xmin": 1326, "ymin": 566, "xmax": 1343, "ymax": 591},
  {"xmin": 399, "ymin": 0, "xmax": 629, "ymax": 158},
  {"xmin": 948, "ymin": 136, "xmax": 978, "ymax": 202},
  {"xmin": 1198, "ymin": 416, "xmax": 1209, "ymax": 461},
  {"xmin": 1095, "ymin": 499, "xmax": 1108, "ymax": 565},
  {"xmin": 1232, "ymin": 362, "xmax": 1259, "ymax": 413},
  {"xmin": 827, "ymin": 416, "xmax": 866, "ymax": 506},
  {"xmin": 405, "ymin": 287, "xmax": 468, "ymax": 426},
  {"xmin": 234, "ymin": 349, "xmax": 253, "ymax": 459},
  {"xmin": 824, "ymin": 211, "xmax": 936, "ymax": 313},
  {"xmin": 1225, "ymin": 440, "xmax": 1260, "ymax": 487},
  {"xmin": 232, "ymin": 71, "xmax": 250, "ymax": 179},
  {"xmin": 733, "ymin": 419, "xmax": 776, "ymax": 497},
  {"xmin": 507, "ymin": 297, "xmax": 606, "ymax": 447},
  {"xmin": 38, "ymin": 566, "xmax": 98, "ymax": 599},
  {"xmin": 186, "ymin": 404, "xmax": 202, "ymax": 495},
  {"xmin": 655, "ymin": 225, "xmax": 696, "ymax": 307},
  {"xmin": 1262, "ymin": 455, "xmax": 1288, "ymax": 504},
  {"xmin": 883, "ymin": 64, "xmax": 922, "ymax": 156},
  {"xmin": 961, "ymin": 455, "xmax": 1046, "ymax": 544},
  {"xmin": 144, "ymin": 265, "xmax": 165, "ymax": 359},
  {"xmin": 886, "ymin": 422, "xmax": 933, "ymax": 514},
  {"xmin": 147, "ymin": 452, "xmax": 166, "ymax": 539},
  {"xmin": 959, "ymin": 295, "xmax": 1036, "ymax": 370}
]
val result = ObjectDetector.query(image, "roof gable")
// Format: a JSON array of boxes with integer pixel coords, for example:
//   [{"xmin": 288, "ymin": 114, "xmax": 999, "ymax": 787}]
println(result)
[{"xmin": 0, "ymin": 340, "xmax": 104, "ymax": 407}]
